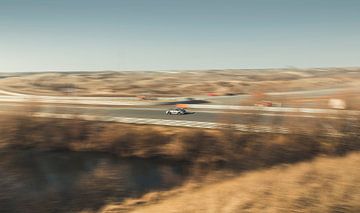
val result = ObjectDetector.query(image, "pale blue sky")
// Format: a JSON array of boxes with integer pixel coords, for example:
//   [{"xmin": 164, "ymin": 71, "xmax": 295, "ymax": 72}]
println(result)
[{"xmin": 0, "ymin": 0, "xmax": 359, "ymax": 72}]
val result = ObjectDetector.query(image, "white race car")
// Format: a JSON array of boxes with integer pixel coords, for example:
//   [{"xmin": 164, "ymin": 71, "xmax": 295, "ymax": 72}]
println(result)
[{"xmin": 165, "ymin": 108, "xmax": 187, "ymax": 115}]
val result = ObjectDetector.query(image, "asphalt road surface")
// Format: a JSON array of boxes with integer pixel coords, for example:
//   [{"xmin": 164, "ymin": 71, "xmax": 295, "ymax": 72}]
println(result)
[
  {"xmin": 0, "ymin": 87, "xmax": 358, "ymax": 134},
  {"xmin": 0, "ymin": 103, "xmax": 354, "ymax": 131}
]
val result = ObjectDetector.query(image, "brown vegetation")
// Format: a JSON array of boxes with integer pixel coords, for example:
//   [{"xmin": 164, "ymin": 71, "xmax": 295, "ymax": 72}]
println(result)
[
  {"xmin": 1, "ymin": 68, "xmax": 359, "ymax": 97},
  {"xmin": 0, "ymin": 112, "xmax": 359, "ymax": 172},
  {"xmin": 0, "ymin": 109, "xmax": 359, "ymax": 212},
  {"xmin": 104, "ymin": 152, "xmax": 360, "ymax": 213}
]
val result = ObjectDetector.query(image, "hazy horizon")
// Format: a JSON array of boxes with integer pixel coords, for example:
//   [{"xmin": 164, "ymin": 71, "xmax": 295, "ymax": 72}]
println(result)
[
  {"xmin": 2, "ymin": 66, "xmax": 360, "ymax": 74},
  {"xmin": 1, "ymin": 0, "xmax": 360, "ymax": 72}
]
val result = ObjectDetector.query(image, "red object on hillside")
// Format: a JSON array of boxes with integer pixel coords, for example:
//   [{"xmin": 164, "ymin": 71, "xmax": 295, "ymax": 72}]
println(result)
[
  {"xmin": 176, "ymin": 104, "xmax": 189, "ymax": 109},
  {"xmin": 254, "ymin": 101, "xmax": 273, "ymax": 107},
  {"xmin": 137, "ymin": 95, "xmax": 146, "ymax": 100}
]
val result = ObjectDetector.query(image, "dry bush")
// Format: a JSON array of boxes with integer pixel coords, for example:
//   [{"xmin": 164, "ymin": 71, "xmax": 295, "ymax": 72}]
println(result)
[
  {"xmin": 0, "ymin": 112, "xmax": 359, "ymax": 173},
  {"xmin": 0, "ymin": 109, "xmax": 93, "ymax": 150}
]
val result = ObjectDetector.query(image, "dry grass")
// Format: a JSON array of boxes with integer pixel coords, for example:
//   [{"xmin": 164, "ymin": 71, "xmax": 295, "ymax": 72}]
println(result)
[
  {"xmin": 0, "ymin": 110, "xmax": 359, "ymax": 212},
  {"xmin": 1, "ymin": 68, "xmax": 359, "ymax": 97},
  {"xmin": 1, "ymin": 112, "xmax": 359, "ymax": 170},
  {"xmin": 102, "ymin": 152, "xmax": 360, "ymax": 213}
]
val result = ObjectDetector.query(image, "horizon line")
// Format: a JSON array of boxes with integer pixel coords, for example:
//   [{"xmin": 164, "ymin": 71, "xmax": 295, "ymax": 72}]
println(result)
[{"xmin": 1, "ymin": 66, "xmax": 360, "ymax": 74}]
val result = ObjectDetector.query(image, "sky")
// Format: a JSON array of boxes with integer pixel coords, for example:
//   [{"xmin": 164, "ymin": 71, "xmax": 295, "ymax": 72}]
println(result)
[{"xmin": 0, "ymin": 0, "xmax": 359, "ymax": 72}]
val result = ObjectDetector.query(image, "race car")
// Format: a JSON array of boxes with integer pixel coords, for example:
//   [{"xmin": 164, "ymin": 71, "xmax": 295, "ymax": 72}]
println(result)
[{"xmin": 165, "ymin": 108, "xmax": 187, "ymax": 115}]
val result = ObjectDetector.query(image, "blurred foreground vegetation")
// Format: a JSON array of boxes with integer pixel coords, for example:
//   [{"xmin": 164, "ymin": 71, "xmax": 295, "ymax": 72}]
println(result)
[
  {"xmin": 108, "ymin": 152, "xmax": 360, "ymax": 213},
  {"xmin": 0, "ymin": 113, "xmax": 359, "ymax": 172},
  {"xmin": 0, "ymin": 112, "xmax": 359, "ymax": 212}
]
